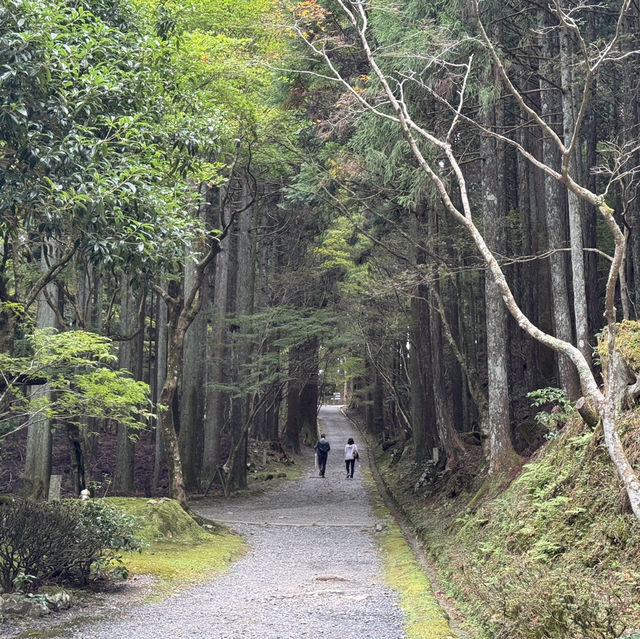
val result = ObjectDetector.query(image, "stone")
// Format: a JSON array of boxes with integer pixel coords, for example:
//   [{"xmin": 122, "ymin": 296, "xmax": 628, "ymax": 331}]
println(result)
[
  {"xmin": 45, "ymin": 591, "xmax": 72, "ymax": 611},
  {"xmin": 48, "ymin": 474, "xmax": 62, "ymax": 501}
]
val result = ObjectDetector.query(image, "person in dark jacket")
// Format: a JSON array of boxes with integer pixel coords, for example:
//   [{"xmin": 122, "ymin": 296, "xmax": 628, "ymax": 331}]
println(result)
[{"xmin": 314, "ymin": 434, "xmax": 330, "ymax": 477}]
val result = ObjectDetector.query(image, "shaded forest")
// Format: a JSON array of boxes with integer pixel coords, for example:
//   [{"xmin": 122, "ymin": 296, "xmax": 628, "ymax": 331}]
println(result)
[{"xmin": 1, "ymin": 0, "xmax": 640, "ymax": 634}]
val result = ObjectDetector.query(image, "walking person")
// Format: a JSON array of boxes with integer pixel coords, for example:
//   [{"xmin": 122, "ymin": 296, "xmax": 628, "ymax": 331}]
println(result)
[
  {"xmin": 314, "ymin": 433, "xmax": 330, "ymax": 477},
  {"xmin": 344, "ymin": 437, "xmax": 359, "ymax": 479}
]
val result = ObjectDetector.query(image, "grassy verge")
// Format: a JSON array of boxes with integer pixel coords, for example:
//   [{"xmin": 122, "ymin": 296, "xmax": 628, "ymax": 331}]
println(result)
[{"xmin": 380, "ymin": 523, "xmax": 456, "ymax": 639}]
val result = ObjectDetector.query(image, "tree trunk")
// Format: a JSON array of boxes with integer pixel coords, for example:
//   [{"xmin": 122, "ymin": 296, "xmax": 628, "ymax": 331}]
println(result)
[
  {"xmin": 282, "ymin": 344, "xmax": 303, "ymax": 451},
  {"xmin": 75, "ymin": 260, "xmax": 95, "ymax": 488},
  {"xmin": 179, "ymin": 216, "xmax": 207, "ymax": 492},
  {"xmin": 409, "ymin": 288, "xmax": 438, "ymax": 462},
  {"xmin": 408, "ymin": 206, "xmax": 438, "ymax": 461},
  {"xmin": 201, "ymin": 250, "xmax": 220, "ymax": 487},
  {"xmin": 299, "ymin": 338, "xmax": 319, "ymax": 445},
  {"xmin": 159, "ymin": 291, "xmax": 190, "ymax": 508},
  {"xmin": 481, "ymin": 96, "xmax": 516, "ymax": 472},
  {"xmin": 372, "ymin": 362, "xmax": 385, "ymax": 440},
  {"xmin": 153, "ymin": 283, "xmax": 168, "ymax": 492},
  {"xmin": 82, "ymin": 266, "xmax": 103, "ymax": 466},
  {"xmin": 23, "ymin": 247, "xmax": 58, "ymax": 500},
  {"xmin": 203, "ymin": 189, "xmax": 230, "ymax": 489},
  {"xmin": 560, "ymin": 26, "xmax": 591, "ymax": 364},
  {"xmin": 224, "ymin": 181, "xmax": 250, "ymax": 491},
  {"xmin": 621, "ymin": 8, "xmax": 640, "ymax": 319},
  {"xmin": 283, "ymin": 338, "xmax": 320, "ymax": 450},
  {"xmin": 65, "ymin": 420, "xmax": 86, "ymax": 495},
  {"xmin": 113, "ymin": 274, "xmax": 139, "ymax": 494},
  {"xmin": 539, "ymin": 10, "xmax": 581, "ymax": 401},
  {"xmin": 264, "ymin": 382, "xmax": 282, "ymax": 441},
  {"xmin": 157, "ymin": 213, "xmax": 223, "ymax": 508}
]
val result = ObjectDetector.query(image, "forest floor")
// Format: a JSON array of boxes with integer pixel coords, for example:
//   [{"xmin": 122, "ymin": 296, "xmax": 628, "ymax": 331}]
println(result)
[{"xmin": 2, "ymin": 405, "xmax": 465, "ymax": 639}]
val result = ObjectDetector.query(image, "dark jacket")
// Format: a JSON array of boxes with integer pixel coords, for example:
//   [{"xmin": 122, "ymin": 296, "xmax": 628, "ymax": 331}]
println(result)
[{"xmin": 315, "ymin": 439, "xmax": 330, "ymax": 455}]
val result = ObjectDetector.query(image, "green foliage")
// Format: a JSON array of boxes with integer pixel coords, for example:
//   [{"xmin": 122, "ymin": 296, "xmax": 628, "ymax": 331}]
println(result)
[
  {"xmin": 0, "ymin": 498, "xmax": 142, "ymax": 592},
  {"xmin": 0, "ymin": 329, "xmax": 153, "ymax": 439},
  {"xmin": 210, "ymin": 306, "xmax": 340, "ymax": 399},
  {"xmin": 527, "ymin": 387, "xmax": 576, "ymax": 436},
  {"xmin": 466, "ymin": 558, "xmax": 631, "ymax": 639},
  {"xmin": 0, "ymin": 0, "xmax": 235, "ymax": 310}
]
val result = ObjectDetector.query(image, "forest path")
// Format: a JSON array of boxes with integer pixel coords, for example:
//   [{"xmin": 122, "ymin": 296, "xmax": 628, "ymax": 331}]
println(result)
[
  {"xmin": 56, "ymin": 405, "xmax": 437, "ymax": 639},
  {"xmin": 191, "ymin": 404, "xmax": 407, "ymax": 638}
]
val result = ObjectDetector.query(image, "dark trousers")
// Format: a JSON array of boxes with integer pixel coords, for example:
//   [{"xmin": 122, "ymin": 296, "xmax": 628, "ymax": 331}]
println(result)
[
  {"xmin": 345, "ymin": 459, "xmax": 355, "ymax": 478},
  {"xmin": 317, "ymin": 453, "xmax": 328, "ymax": 476}
]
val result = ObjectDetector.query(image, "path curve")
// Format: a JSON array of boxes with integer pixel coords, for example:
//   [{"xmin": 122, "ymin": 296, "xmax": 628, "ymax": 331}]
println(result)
[{"xmin": 64, "ymin": 406, "xmax": 409, "ymax": 638}]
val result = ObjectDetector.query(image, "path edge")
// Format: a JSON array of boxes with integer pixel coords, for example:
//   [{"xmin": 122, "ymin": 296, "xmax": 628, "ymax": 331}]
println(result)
[{"xmin": 340, "ymin": 408, "xmax": 475, "ymax": 639}]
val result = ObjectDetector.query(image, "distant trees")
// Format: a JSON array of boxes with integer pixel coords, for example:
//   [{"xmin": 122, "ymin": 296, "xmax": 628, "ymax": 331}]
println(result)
[{"xmin": 282, "ymin": 0, "xmax": 640, "ymax": 517}]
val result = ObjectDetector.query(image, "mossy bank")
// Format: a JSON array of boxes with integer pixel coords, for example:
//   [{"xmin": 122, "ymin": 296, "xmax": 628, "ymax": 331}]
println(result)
[
  {"xmin": 104, "ymin": 497, "xmax": 246, "ymax": 594},
  {"xmin": 367, "ymin": 409, "xmax": 640, "ymax": 639}
]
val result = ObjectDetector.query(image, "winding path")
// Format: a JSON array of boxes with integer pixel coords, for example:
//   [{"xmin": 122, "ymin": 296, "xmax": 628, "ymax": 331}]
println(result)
[{"xmin": 58, "ymin": 406, "xmax": 444, "ymax": 639}]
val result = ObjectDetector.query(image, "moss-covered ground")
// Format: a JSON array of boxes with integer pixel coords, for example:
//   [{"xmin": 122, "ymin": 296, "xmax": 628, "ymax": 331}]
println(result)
[
  {"xmin": 104, "ymin": 497, "xmax": 246, "ymax": 596},
  {"xmin": 369, "ymin": 409, "xmax": 640, "ymax": 639},
  {"xmin": 360, "ymin": 466, "xmax": 456, "ymax": 639},
  {"xmin": 379, "ymin": 522, "xmax": 455, "ymax": 639}
]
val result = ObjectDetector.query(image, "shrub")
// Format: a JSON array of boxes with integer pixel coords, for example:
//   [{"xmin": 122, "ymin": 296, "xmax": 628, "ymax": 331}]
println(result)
[{"xmin": 0, "ymin": 498, "xmax": 142, "ymax": 592}]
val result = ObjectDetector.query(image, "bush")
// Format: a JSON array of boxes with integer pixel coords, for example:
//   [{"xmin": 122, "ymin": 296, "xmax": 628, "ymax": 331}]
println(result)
[{"xmin": 0, "ymin": 498, "xmax": 142, "ymax": 592}]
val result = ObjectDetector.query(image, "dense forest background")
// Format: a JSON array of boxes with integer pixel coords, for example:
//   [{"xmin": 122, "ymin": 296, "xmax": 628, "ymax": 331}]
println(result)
[{"xmin": 1, "ymin": 0, "xmax": 640, "ymax": 634}]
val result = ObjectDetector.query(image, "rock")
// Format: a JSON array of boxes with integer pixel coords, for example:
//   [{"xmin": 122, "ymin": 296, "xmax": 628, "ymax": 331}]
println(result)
[
  {"xmin": 29, "ymin": 600, "xmax": 51, "ymax": 618},
  {"xmin": 0, "ymin": 593, "xmax": 51, "ymax": 617},
  {"xmin": 45, "ymin": 591, "xmax": 72, "ymax": 611}
]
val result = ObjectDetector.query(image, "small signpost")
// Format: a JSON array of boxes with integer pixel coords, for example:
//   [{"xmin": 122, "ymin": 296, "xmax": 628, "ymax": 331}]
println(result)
[{"xmin": 48, "ymin": 474, "xmax": 62, "ymax": 501}]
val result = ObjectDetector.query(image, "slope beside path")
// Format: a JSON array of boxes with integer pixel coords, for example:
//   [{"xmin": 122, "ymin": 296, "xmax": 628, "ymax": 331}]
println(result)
[{"xmin": 39, "ymin": 406, "xmax": 455, "ymax": 639}]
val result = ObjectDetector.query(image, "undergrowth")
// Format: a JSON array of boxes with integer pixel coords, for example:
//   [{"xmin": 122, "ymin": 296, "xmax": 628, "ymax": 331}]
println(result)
[{"xmin": 374, "ymin": 410, "xmax": 640, "ymax": 639}]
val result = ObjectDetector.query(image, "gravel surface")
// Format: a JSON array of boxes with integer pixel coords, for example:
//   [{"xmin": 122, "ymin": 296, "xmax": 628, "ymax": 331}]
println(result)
[{"xmin": 9, "ymin": 406, "xmax": 410, "ymax": 639}]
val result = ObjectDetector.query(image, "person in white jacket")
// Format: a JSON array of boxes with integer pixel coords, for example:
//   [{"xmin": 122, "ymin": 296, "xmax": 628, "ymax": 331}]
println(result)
[{"xmin": 344, "ymin": 437, "xmax": 359, "ymax": 479}]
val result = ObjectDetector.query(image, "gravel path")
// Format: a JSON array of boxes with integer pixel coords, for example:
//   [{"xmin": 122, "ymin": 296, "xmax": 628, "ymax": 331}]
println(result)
[{"xmin": 44, "ymin": 406, "xmax": 411, "ymax": 639}]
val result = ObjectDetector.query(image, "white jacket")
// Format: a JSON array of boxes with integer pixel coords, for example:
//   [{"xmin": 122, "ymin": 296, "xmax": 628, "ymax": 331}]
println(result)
[{"xmin": 344, "ymin": 443, "xmax": 358, "ymax": 460}]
